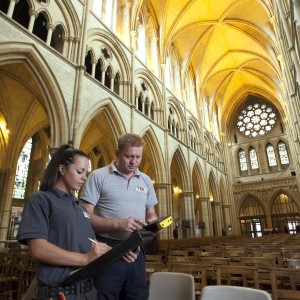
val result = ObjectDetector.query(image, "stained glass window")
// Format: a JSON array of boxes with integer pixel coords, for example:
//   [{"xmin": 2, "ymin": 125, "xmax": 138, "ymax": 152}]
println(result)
[
  {"xmin": 13, "ymin": 138, "xmax": 32, "ymax": 199},
  {"xmin": 266, "ymin": 143, "xmax": 277, "ymax": 166},
  {"xmin": 237, "ymin": 103, "xmax": 276, "ymax": 137},
  {"xmin": 249, "ymin": 147, "xmax": 259, "ymax": 169},
  {"xmin": 88, "ymin": 159, "xmax": 92, "ymax": 172},
  {"xmin": 238, "ymin": 149, "xmax": 248, "ymax": 171},
  {"xmin": 278, "ymin": 141, "xmax": 289, "ymax": 165}
]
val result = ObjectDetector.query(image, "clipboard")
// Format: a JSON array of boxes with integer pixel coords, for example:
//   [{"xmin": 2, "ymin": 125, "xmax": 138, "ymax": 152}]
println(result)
[
  {"xmin": 143, "ymin": 215, "xmax": 173, "ymax": 233},
  {"xmin": 61, "ymin": 230, "xmax": 154, "ymax": 286},
  {"xmin": 61, "ymin": 216, "xmax": 173, "ymax": 286}
]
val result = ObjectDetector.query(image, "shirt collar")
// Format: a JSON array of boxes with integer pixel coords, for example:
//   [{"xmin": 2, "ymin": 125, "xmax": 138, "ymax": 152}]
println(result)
[
  {"xmin": 110, "ymin": 161, "xmax": 141, "ymax": 178},
  {"xmin": 50, "ymin": 187, "xmax": 78, "ymax": 202}
]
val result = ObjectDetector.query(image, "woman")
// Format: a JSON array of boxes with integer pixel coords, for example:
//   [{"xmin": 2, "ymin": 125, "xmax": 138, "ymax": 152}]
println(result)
[{"xmin": 17, "ymin": 144, "xmax": 111, "ymax": 299}]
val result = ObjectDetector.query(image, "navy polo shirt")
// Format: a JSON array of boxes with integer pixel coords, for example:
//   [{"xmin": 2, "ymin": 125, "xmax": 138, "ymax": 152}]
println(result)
[{"xmin": 17, "ymin": 188, "xmax": 96, "ymax": 286}]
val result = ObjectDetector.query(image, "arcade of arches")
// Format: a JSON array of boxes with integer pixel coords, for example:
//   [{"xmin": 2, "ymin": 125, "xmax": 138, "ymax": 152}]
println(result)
[{"xmin": 0, "ymin": 0, "xmax": 300, "ymax": 243}]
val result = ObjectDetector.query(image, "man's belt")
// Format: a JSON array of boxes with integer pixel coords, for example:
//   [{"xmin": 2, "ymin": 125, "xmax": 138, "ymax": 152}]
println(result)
[{"xmin": 43, "ymin": 279, "xmax": 92, "ymax": 297}]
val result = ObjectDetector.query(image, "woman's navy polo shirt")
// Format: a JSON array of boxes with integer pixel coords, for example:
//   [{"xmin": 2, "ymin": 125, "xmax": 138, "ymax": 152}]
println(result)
[{"xmin": 17, "ymin": 187, "xmax": 96, "ymax": 286}]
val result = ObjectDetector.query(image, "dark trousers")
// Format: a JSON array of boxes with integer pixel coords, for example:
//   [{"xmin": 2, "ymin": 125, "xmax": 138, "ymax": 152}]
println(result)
[{"xmin": 95, "ymin": 236, "xmax": 148, "ymax": 300}]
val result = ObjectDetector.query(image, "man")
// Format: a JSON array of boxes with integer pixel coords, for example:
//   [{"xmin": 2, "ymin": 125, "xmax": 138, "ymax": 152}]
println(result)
[{"xmin": 81, "ymin": 133, "xmax": 158, "ymax": 300}]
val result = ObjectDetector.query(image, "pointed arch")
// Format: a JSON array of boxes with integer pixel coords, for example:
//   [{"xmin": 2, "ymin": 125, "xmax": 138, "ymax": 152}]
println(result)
[
  {"xmin": 170, "ymin": 147, "xmax": 190, "ymax": 191},
  {"xmin": 192, "ymin": 160, "xmax": 206, "ymax": 218},
  {"xmin": 0, "ymin": 42, "xmax": 69, "ymax": 150},
  {"xmin": 134, "ymin": 68, "xmax": 163, "ymax": 111},
  {"xmin": 238, "ymin": 193, "xmax": 267, "ymax": 237},
  {"xmin": 268, "ymin": 189, "xmax": 299, "ymax": 211},
  {"xmin": 220, "ymin": 177, "xmax": 228, "ymax": 205},
  {"xmin": 268, "ymin": 189, "xmax": 300, "ymax": 234},
  {"xmin": 208, "ymin": 170, "xmax": 218, "ymax": 201},
  {"xmin": 86, "ymin": 28, "xmax": 131, "ymax": 81},
  {"xmin": 238, "ymin": 192, "xmax": 267, "ymax": 213},
  {"xmin": 192, "ymin": 160, "xmax": 205, "ymax": 197},
  {"xmin": 77, "ymin": 98, "xmax": 126, "ymax": 150},
  {"xmin": 139, "ymin": 126, "xmax": 165, "ymax": 182}
]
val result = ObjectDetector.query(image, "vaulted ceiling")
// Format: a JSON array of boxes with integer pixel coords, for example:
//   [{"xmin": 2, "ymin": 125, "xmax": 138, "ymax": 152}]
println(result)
[{"xmin": 143, "ymin": 0, "xmax": 284, "ymax": 121}]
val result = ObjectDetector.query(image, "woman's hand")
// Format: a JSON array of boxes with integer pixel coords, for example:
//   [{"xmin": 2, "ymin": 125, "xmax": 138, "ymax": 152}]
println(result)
[
  {"xmin": 28, "ymin": 239, "xmax": 111, "ymax": 267},
  {"xmin": 86, "ymin": 242, "xmax": 112, "ymax": 264}
]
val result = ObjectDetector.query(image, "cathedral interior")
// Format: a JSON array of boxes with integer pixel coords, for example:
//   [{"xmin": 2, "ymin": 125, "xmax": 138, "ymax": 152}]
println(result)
[{"xmin": 0, "ymin": 0, "xmax": 300, "ymax": 244}]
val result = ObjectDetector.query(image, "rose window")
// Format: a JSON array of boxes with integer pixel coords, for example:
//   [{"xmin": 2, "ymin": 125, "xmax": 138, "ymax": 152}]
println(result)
[{"xmin": 237, "ymin": 103, "xmax": 276, "ymax": 137}]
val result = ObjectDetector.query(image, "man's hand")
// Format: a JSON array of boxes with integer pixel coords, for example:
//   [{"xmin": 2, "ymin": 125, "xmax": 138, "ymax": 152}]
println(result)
[
  {"xmin": 122, "ymin": 246, "xmax": 140, "ymax": 263},
  {"xmin": 116, "ymin": 217, "xmax": 146, "ymax": 232}
]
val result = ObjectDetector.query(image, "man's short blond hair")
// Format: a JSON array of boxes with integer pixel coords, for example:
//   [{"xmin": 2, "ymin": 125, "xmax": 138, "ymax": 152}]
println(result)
[{"xmin": 118, "ymin": 133, "xmax": 145, "ymax": 151}]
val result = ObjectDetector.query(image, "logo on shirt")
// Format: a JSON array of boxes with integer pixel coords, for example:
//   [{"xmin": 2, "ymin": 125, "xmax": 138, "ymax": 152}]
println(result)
[
  {"xmin": 83, "ymin": 211, "xmax": 90, "ymax": 219},
  {"xmin": 136, "ymin": 186, "xmax": 147, "ymax": 193}
]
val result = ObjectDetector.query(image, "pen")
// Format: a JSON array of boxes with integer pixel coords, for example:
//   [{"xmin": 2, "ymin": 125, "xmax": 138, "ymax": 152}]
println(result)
[{"xmin": 89, "ymin": 237, "xmax": 98, "ymax": 244}]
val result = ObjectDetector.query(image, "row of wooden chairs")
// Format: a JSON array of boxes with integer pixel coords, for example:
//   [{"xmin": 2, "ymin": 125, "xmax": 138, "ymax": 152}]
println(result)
[
  {"xmin": 147, "ymin": 262, "xmax": 300, "ymax": 299},
  {"xmin": 158, "ymin": 233, "xmax": 300, "ymax": 254},
  {"xmin": 270, "ymin": 268, "xmax": 300, "ymax": 300},
  {"xmin": 147, "ymin": 234, "xmax": 300, "ymax": 299},
  {"xmin": 0, "ymin": 249, "xmax": 35, "ymax": 300},
  {"xmin": 147, "ymin": 254, "xmax": 286, "ymax": 269}
]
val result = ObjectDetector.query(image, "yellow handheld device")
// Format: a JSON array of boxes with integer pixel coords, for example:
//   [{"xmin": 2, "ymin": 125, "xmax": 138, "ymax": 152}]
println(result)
[{"xmin": 143, "ymin": 215, "xmax": 173, "ymax": 233}]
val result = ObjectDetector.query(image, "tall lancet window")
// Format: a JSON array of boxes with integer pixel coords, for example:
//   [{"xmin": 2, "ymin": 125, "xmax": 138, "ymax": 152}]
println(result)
[
  {"xmin": 13, "ymin": 138, "xmax": 32, "ymax": 199},
  {"xmin": 249, "ymin": 147, "xmax": 259, "ymax": 169},
  {"xmin": 278, "ymin": 141, "xmax": 289, "ymax": 165},
  {"xmin": 266, "ymin": 143, "xmax": 277, "ymax": 166},
  {"xmin": 238, "ymin": 149, "xmax": 247, "ymax": 171}
]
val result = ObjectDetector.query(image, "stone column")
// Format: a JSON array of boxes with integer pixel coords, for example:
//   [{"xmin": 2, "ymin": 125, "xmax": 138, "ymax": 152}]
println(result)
[
  {"xmin": 149, "ymin": 35, "xmax": 159, "ymax": 76},
  {"xmin": 91, "ymin": 59, "xmax": 97, "ymax": 78},
  {"xmin": 121, "ymin": 1, "xmax": 131, "ymax": 47},
  {"xmin": 101, "ymin": 67, "xmax": 106, "ymax": 85},
  {"xmin": 136, "ymin": 25, "xmax": 146, "ymax": 62},
  {"xmin": 277, "ymin": 1, "xmax": 300, "ymax": 78},
  {"xmin": 62, "ymin": 36, "xmax": 69, "ymax": 58},
  {"xmin": 110, "ymin": 74, "xmax": 115, "ymax": 90},
  {"xmin": 292, "ymin": 0, "xmax": 300, "ymax": 18},
  {"xmin": 28, "ymin": 10, "xmax": 38, "ymax": 33},
  {"xmin": 72, "ymin": 37, "xmax": 79, "ymax": 63},
  {"xmin": 265, "ymin": 212, "xmax": 273, "ymax": 229},
  {"xmin": 222, "ymin": 204, "xmax": 234, "ymax": 235},
  {"xmin": 7, "ymin": 0, "xmax": 17, "ymax": 18},
  {"xmin": 154, "ymin": 183, "xmax": 172, "ymax": 240},
  {"xmin": 67, "ymin": 37, "xmax": 74, "ymax": 61},
  {"xmin": 212, "ymin": 201, "xmax": 223, "ymax": 236},
  {"xmin": 198, "ymin": 197, "xmax": 212, "ymax": 236},
  {"xmin": 130, "ymin": 30, "xmax": 137, "ymax": 131},
  {"xmin": 257, "ymin": 143, "xmax": 268, "ymax": 173},
  {"xmin": 0, "ymin": 168, "xmax": 16, "ymax": 241},
  {"xmin": 46, "ymin": 24, "xmax": 54, "ymax": 45},
  {"xmin": 179, "ymin": 191, "xmax": 195, "ymax": 238}
]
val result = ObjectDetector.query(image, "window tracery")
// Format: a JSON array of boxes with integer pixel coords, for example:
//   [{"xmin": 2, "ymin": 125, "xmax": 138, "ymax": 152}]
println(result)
[
  {"xmin": 135, "ymin": 80, "xmax": 155, "ymax": 121},
  {"xmin": 168, "ymin": 106, "xmax": 180, "ymax": 139},
  {"xmin": 237, "ymin": 103, "xmax": 276, "ymax": 137}
]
